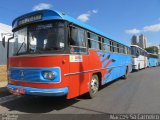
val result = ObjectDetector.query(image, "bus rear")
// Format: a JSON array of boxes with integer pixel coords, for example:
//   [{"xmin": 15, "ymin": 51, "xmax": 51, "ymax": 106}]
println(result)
[
  {"xmin": 147, "ymin": 53, "xmax": 158, "ymax": 67},
  {"xmin": 131, "ymin": 45, "xmax": 147, "ymax": 70}
]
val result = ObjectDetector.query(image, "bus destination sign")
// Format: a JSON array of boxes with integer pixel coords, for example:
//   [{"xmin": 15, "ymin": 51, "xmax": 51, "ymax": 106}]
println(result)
[{"xmin": 18, "ymin": 14, "xmax": 42, "ymax": 26}]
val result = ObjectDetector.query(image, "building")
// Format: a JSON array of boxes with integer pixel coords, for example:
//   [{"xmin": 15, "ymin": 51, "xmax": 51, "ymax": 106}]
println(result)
[
  {"xmin": 158, "ymin": 45, "xmax": 160, "ymax": 65},
  {"xmin": 158, "ymin": 45, "xmax": 160, "ymax": 54},
  {"xmin": 131, "ymin": 35, "xmax": 138, "ymax": 45},
  {"xmin": 0, "ymin": 23, "xmax": 13, "ymax": 65},
  {"xmin": 131, "ymin": 34, "xmax": 147, "ymax": 49},
  {"xmin": 139, "ymin": 34, "xmax": 147, "ymax": 49}
]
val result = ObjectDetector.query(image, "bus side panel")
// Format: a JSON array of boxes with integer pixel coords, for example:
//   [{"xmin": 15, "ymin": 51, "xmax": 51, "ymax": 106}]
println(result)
[
  {"xmin": 67, "ymin": 55, "xmax": 90, "ymax": 99},
  {"xmin": 96, "ymin": 51, "xmax": 132, "ymax": 85},
  {"xmin": 67, "ymin": 73, "xmax": 91, "ymax": 99},
  {"xmin": 67, "ymin": 51, "xmax": 107, "ymax": 99}
]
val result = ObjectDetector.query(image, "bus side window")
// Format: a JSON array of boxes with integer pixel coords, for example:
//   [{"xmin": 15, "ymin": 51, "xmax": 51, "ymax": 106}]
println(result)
[
  {"xmin": 70, "ymin": 26, "xmax": 87, "ymax": 54},
  {"xmin": 87, "ymin": 32, "xmax": 91, "ymax": 48},
  {"xmin": 117, "ymin": 44, "xmax": 120, "ymax": 53},
  {"xmin": 99, "ymin": 37, "xmax": 102, "ymax": 50},
  {"xmin": 136, "ymin": 48, "xmax": 140, "ymax": 56},
  {"xmin": 88, "ymin": 33, "xmax": 100, "ymax": 50},
  {"xmin": 113, "ymin": 42, "xmax": 117, "ymax": 53},
  {"xmin": 110, "ymin": 41, "xmax": 113, "ymax": 52},
  {"xmin": 102, "ymin": 38, "xmax": 110, "ymax": 52}
]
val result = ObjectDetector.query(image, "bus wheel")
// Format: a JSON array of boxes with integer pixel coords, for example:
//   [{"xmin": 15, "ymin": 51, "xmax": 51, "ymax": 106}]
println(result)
[
  {"xmin": 123, "ymin": 66, "xmax": 129, "ymax": 79},
  {"xmin": 85, "ymin": 74, "xmax": 99, "ymax": 99},
  {"xmin": 138, "ymin": 64, "xmax": 140, "ymax": 70}
]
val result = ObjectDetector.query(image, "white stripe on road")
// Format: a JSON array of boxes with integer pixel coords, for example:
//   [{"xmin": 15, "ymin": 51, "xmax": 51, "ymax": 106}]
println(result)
[{"xmin": 0, "ymin": 95, "xmax": 21, "ymax": 104}]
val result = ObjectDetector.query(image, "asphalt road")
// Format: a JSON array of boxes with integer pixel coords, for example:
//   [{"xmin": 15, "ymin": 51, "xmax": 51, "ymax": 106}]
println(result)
[{"xmin": 0, "ymin": 66, "xmax": 160, "ymax": 114}]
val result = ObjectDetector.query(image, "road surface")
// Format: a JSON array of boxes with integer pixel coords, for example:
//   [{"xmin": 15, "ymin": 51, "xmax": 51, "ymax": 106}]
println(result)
[{"xmin": 0, "ymin": 66, "xmax": 160, "ymax": 114}]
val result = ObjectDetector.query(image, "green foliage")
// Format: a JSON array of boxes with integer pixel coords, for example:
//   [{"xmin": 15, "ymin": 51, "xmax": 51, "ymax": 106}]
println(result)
[{"xmin": 145, "ymin": 46, "xmax": 158, "ymax": 54}]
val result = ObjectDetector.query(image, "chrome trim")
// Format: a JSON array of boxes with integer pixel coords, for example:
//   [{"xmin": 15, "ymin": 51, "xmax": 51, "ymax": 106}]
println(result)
[
  {"xmin": 29, "ymin": 91, "xmax": 64, "ymax": 94},
  {"xmin": 70, "ymin": 45, "xmax": 87, "ymax": 48},
  {"xmin": 64, "ymin": 68, "xmax": 105, "ymax": 76},
  {"xmin": 10, "ymin": 79, "xmax": 59, "ymax": 84},
  {"xmin": 10, "ymin": 67, "xmax": 59, "ymax": 69},
  {"xmin": 11, "ymin": 54, "xmax": 70, "ymax": 57},
  {"xmin": 64, "ymin": 65, "xmax": 126, "ymax": 76},
  {"xmin": 107, "ymin": 65, "xmax": 126, "ymax": 69}
]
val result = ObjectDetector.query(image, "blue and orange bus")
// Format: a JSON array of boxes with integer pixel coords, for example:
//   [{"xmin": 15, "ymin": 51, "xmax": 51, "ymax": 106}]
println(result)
[
  {"xmin": 147, "ymin": 53, "xmax": 158, "ymax": 67},
  {"xmin": 2, "ymin": 10, "xmax": 132, "ymax": 99}
]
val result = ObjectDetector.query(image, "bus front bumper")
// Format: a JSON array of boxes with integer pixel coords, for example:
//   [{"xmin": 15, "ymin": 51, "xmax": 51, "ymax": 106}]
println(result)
[
  {"xmin": 7, "ymin": 84, "xmax": 68, "ymax": 96},
  {"xmin": 132, "ymin": 65, "xmax": 137, "ymax": 70}
]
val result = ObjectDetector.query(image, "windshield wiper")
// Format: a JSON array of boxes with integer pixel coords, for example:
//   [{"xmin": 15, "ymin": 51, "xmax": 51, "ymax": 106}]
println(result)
[
  {"xmin": 16, "ymin": 42, "xmax": 27, "ymax": 55},
  {"xmin": 35, "ymin": 49, "xmax": 43, "ymax": 54}
]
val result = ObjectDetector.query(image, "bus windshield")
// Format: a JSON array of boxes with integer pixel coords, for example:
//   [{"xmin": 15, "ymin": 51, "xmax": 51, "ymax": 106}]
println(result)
[
  {"xmin": 13, "ymin": 21, "xmax": 66, "ymax": 55},
  {"xmin": 131, "ymin": 46, "xmax": 138, "ymax": 56}
]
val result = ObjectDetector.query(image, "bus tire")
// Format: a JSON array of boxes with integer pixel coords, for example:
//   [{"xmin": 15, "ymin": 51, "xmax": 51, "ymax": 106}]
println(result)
[
  {"xmin": 136, "ymin": 64, "xmax": 140, "ymax": 71},
  {"xmin": 85, "ymin": 74, "xmax": 99, "ymax": 99},
  {"xmin": 123, "ymin": 66, "xmax": 129, "ymax": 79},
  {"xmin": 138, "ymin": 64, "xmax": 140, "ymax": 70}
]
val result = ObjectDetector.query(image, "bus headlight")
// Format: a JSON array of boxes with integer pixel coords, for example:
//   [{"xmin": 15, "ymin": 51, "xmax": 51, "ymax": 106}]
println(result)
[{"xmin": 43, "ymin": 71, "xmax": 55, "ymax": 80}]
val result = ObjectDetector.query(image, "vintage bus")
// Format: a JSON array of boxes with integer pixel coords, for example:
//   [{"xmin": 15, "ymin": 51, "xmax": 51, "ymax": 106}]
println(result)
[
  {"xmin": 2, "ymin": 10, "xmax": 132, "ymax": 99},
  {"xmin": 131, "ymin": 45, "xmax": 148, "ymax": 71},
  {"xmin": 147, "ymin": 53, "xmax": 158, "ymax": 67}
]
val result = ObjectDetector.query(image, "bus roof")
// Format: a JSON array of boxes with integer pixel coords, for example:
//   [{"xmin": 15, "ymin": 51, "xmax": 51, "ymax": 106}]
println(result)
[
  {"xmin": 147, "ymin": 52, "xmax": 158, "ymax": 55},
  {"xmin": 130, "ymin": 45, "xmax": 147, "ymax": 51},
  {"xmin": 12, "ymin": 9, "xmax": 130, "ymax": 47}
]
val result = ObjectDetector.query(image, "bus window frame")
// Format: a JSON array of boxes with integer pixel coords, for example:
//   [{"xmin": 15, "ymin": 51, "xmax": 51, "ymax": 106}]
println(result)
[
  {"xmin": 69, "ymin": 24, "xmax": 88, "ymax": 55},
  {"xmin": 101, "ymin": 37, "xmax": 110, "ymax": 52},
  {"xmin": 12, "ymin": 20, "xmax": 69, "ymax": 56},
  {"xmin": 88, "ymin": 32, "xmax": 101, "ymax": 51}
]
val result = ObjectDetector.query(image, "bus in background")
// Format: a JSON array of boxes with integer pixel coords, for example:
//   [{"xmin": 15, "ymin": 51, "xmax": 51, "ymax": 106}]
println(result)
[
  {"xmin": 147, "ymin": 53, "xmax": 158, "ymax": 67},
  {"xmin": 2, "ymin": 10, "xmax": 132, "ymax": 99},
  {"xmin": 131, "ymin": 45, "xmax": 148, "ymax": 71}
]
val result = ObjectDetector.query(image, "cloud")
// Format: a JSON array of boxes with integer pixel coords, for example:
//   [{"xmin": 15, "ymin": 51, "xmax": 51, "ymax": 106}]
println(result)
[
  {"xmin": 92, "ymin": 10, "xmax": 98, "ymax": 14},
  {"xmin": 126, "ymin": 23, "xmax": 160, "ymax": 34},
  {"xmin": 125, "ymin": 29, "xmax": 141, "ymax": 34},
  {"xmin": 32, "ymin": 3, "xmax": 52, "ymax": 11},
  {"xmin": 77, "ymin": 13, "xmax": 90, "ymax": 22},
  {"xmin": 77, "ymin": 9, "xmax": 98, "ymax": 22},
  {"xmin": 143, "ymin": 24, "xmax": 160, "ymax": 32}
]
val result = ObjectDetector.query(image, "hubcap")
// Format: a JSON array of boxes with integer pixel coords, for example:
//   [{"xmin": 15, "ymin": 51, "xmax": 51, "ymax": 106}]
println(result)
[{"xmin": 90, "ymin": 77, "xmax": 99, "ymax": 94}]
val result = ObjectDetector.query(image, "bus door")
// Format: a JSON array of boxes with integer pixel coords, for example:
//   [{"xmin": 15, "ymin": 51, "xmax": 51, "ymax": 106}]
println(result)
[{"xmin": 67, "ymin": 26, "xmax": 89, "ymax": 98}]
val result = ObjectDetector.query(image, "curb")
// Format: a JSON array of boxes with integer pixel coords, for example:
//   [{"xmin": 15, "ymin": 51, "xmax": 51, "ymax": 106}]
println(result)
[
  {"xmin": 0, "ymin": 94, "xmax": 21, "ymax": 104},
  {"xmin": 0, "ymin": 87, "xmax": 11, "ymax": 98}
]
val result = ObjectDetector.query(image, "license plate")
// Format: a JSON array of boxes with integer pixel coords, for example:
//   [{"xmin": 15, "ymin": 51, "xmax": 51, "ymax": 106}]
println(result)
[{"xmin": 13, "ymin": 88, "xmax": 25, "ymax": 95}]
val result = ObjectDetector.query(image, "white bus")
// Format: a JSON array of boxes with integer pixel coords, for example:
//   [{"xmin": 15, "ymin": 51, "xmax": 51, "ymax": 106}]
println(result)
[{"xmin": 131, "ymin": 45, "xmax": 148, "ymax": 70}]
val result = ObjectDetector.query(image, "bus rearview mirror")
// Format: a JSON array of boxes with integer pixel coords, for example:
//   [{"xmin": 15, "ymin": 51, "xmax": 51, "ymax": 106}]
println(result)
[{"xmin": 2, "ymin": 36, "xmax": 5, "ymax": 48}]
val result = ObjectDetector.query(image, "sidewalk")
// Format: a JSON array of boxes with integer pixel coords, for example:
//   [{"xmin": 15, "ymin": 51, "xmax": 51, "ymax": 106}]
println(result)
[
  {"xmin": 0, "ymin": 72, "xmax": 7, "ymax": 87},
  {"xmin": 0, "ymin": 65, "xmax": 10, "ymax": 97},
  {"xmin": 0, "ymin": 65, "xmax": 7, "ymax": 87},
  {"xmin": 0, "ymin": 81, "xmax": 10, "ymax": 97},
  {"xmin": 0, "ymin": 81, "xmax": 7, "ymax": 87}
]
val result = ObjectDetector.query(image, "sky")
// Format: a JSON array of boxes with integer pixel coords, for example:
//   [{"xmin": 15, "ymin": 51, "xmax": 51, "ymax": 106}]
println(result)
[{"xmin": 0, "ymin": 0, "xmax": 160, "ymax": 46}]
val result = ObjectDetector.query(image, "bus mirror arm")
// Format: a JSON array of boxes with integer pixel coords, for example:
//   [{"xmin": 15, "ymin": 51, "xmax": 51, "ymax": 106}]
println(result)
[
  {"xmin": 6, "ymin": 34, "xmax": 14, "ymax": 70},
  {"xmin": 7, "ymin": 34, "xmax": 14, "ymax": 59},
  {"xmin": 2, "ymin": 36, "xmax": 5, "ymax": 48},
  {"xmin": 1, "ymin": 33, "xmax": 14, "ymax": 48}
]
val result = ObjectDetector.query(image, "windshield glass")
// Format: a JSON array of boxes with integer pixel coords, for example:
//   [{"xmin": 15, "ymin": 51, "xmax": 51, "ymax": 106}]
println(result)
[
  {"xmin": 131, "ymin": 46, "xmax": 138, "ymax": 56},
  {"xmin": 13, "ymin": 21, "xmax": 66, "ymax": 55},
  {"xmin": 14, "ymin": 27, "xmax": 27, "ymax": 55},
  {"xmin": 131, "ymin": 46, "xmax": 141, "ymax": 57}
]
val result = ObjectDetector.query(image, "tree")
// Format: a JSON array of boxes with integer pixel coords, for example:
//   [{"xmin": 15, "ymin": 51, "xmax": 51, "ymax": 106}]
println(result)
[{"xmin": 145, "ymin": 46, "xmax": 158, "ymax": 54}]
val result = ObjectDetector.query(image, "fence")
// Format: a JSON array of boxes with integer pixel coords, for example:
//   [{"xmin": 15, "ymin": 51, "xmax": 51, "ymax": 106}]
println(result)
[{"xmin": 0, "ymin": 41, "xmax": 14, "ymax": 65}]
